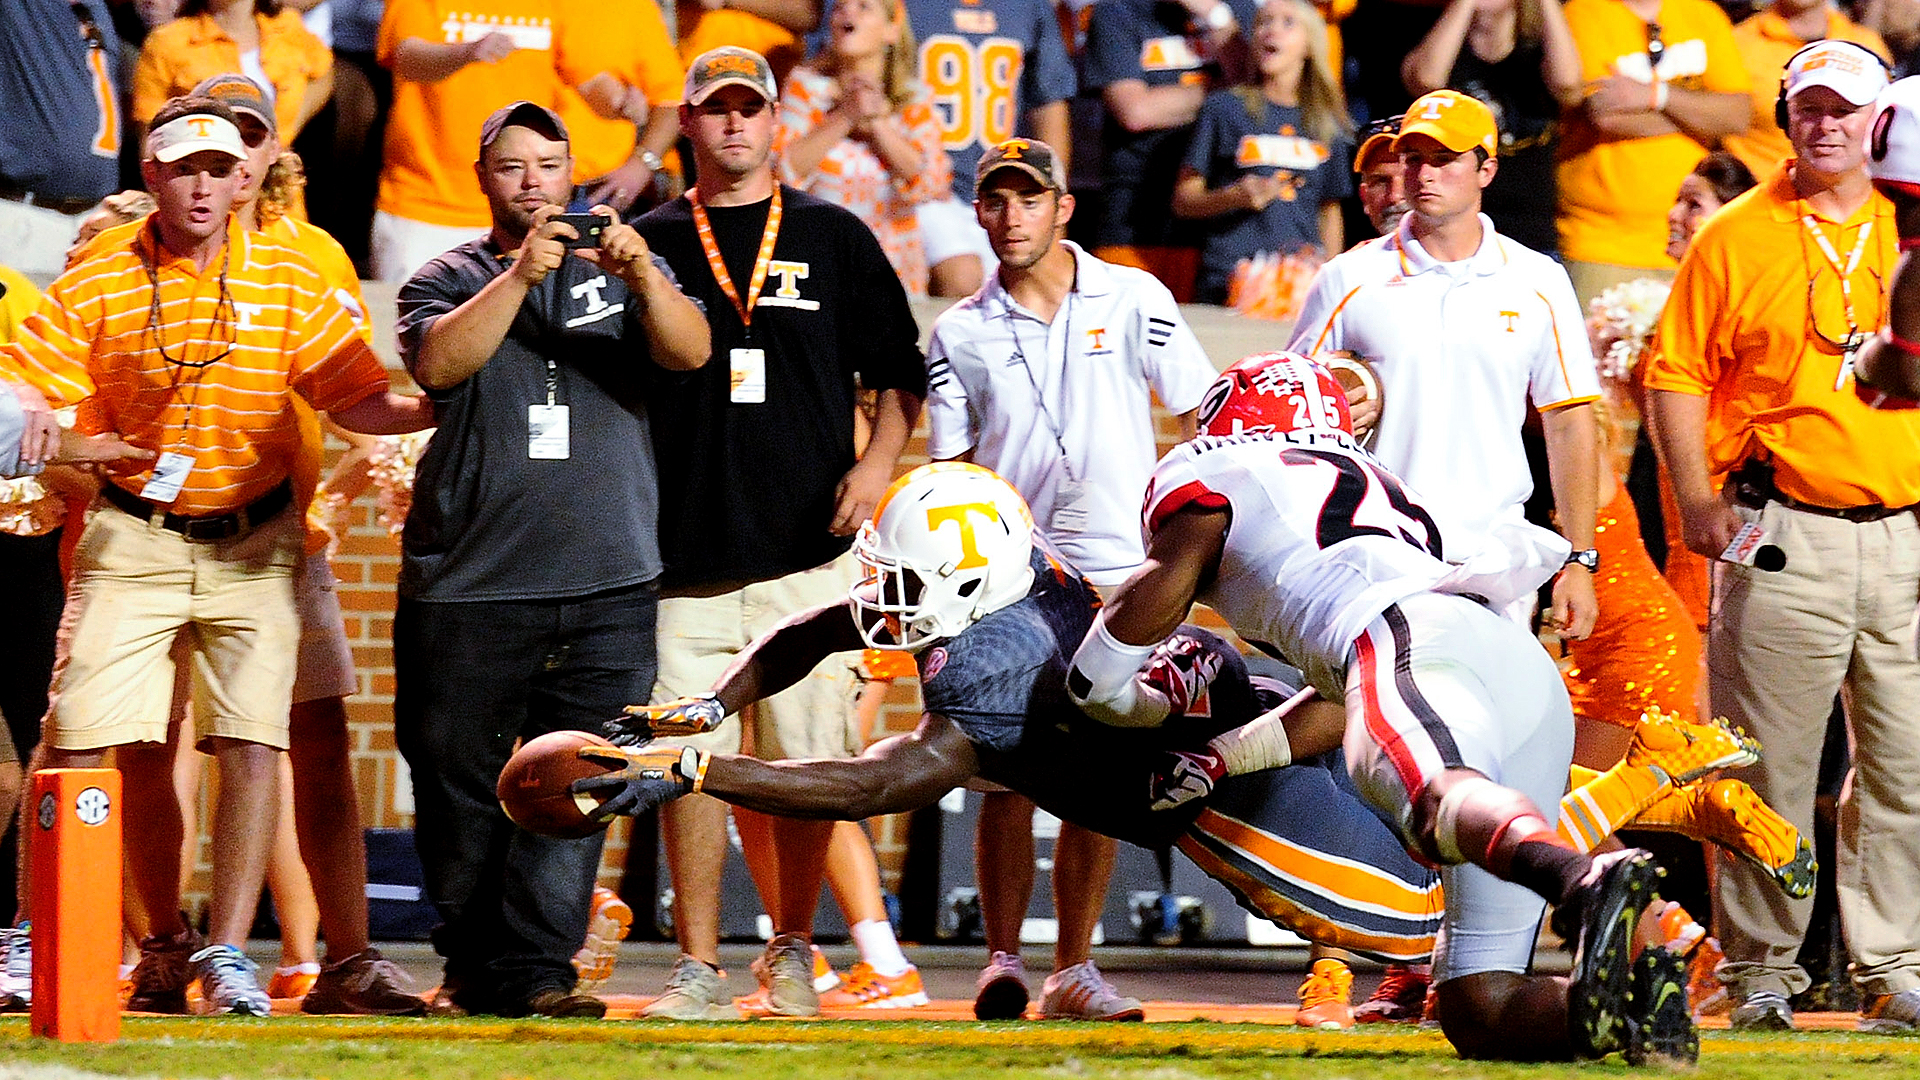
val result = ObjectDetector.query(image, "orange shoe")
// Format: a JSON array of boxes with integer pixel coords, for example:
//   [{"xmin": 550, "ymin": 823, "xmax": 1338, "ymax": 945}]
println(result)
[
  {"xmin": 819, "ymin": 962, "xmax": 930, "ymax": 1009},
  {"xmin": 1624, "ymin": 710, "xmax": 1760, "ymax": 786},
  {"xmin": 1294, "ymin": 958, "xmax": 1355, "ymax": 1030},
  {"xmin": 1686, "ymin": 937, "xmax": 1728, "ymax": 1017},
  {"xmin": 266, "ymin": 964, "xmax": 320, "ymax": 1000},
  {"xmin": 1632, "ymin": 778, "xmax": 1816, "ymax": 899},
  {"xmin": 572, "ymin": 886, "xmax": 633, "ymax": 992}
]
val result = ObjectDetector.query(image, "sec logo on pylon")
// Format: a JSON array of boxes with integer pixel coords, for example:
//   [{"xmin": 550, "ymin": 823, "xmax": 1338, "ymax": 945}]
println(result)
[{"xmin": 75, "ymin": 787, "xmax": 111, "ymax": 826}]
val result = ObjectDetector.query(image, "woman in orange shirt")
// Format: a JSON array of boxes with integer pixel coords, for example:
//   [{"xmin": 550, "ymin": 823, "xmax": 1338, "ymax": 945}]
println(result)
[
  {"xmin": 132, "ymin": 1, "xmax": 334, "ymax": 144},
  {"xmin": 773, "ymin": 0, "xmax": 950, "ymax": 298}
]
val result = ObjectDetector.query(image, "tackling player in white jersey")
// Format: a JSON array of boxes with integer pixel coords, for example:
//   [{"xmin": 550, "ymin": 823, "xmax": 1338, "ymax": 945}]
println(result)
[
  {"xmin": 1066, "ymin": 351, "xmax": 1694, "ymax": 1064},
  {"xmin": 1856, "ymin": 75, "xmax": 1920, "ymax": 408}
]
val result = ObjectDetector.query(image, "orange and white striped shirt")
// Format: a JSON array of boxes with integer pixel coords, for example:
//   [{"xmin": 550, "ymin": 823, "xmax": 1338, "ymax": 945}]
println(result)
[{"xmin": 0, "ymin": 215, "xmax": 390, "ymax": 516}]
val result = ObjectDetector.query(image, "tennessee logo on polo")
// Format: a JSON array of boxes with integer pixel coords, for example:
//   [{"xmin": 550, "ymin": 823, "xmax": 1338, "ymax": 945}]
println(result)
[
  {"xmin": 760, "ymin": 261, "xmax": 820, "ymax": 311},
  {"xmin": 1140, "ymin": 36, "xmax": 1201, "ymax": 72},
  {"xmin": 566, "ymin": 275, "xmax": 625, "ymax": 327}
]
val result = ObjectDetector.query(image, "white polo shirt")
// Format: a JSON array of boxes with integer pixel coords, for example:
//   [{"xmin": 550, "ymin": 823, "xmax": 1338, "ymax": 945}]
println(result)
[
  {"xmin": 925, "ymin": 241, "xmax": 1218, "ymax": 584},
  {"xmin": 1288, "ymin": 214, "xmax": 1600, "ymax": 544}
]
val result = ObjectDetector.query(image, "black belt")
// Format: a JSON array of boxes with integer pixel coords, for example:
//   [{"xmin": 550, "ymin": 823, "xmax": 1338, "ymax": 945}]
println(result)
[
  {"xmin": 1768, "ymin": 493, "xmax": 1918, "ymax": 524},
  {"xmin": 0, "ymin": 184, "xmax": 99, "ymax": 216},
  {"xmin": 100, "ymin": 480, "xmax": 293, "ymax": 542},
  {"xmin": 1727, "ymin": 460, "xmax": 1917, "ymax": 523}
]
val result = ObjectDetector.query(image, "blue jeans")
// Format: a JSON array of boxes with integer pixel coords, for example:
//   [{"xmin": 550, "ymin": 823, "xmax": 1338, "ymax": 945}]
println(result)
[{"xmin": 394, "ymin": 580, "xmax": 658, "ymax": 1009}]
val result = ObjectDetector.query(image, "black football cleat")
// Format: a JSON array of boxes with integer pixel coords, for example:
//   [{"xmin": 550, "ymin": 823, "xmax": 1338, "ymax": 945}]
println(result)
[
  {"xmin": 1554, "ymin": 848, "xmax": 1662, "ymax": 1059},
  {"xmin": 1625, "ymin": 946, "xmax": 1699, "ymax": 1067}
]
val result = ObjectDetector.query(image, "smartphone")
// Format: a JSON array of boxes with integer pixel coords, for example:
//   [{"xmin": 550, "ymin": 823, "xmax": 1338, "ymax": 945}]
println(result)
[{"xmin": 555, "ymin": 212, "xmax": 612, "ymax": 250}]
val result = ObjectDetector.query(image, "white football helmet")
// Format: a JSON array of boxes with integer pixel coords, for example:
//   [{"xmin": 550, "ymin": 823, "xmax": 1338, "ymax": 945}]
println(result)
[
  {"xmin": 850, "ymin": 462, "xmax": 1037, "ymax": 651},
  {"xmin": 1867, "ymin": 76, "xmax": 1920, "ymax": 199}
]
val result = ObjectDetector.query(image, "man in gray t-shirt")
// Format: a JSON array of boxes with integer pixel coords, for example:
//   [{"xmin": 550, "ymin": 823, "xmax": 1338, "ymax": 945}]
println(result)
[{"xmin": 390, "ymin": 102, "xmax": 709, "ymax": 1018}]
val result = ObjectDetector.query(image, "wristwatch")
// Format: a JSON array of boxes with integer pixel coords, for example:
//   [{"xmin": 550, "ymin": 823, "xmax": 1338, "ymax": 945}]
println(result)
[
  {"xmin": 1202, "ymin": 1, "xmax": 1235, "ymax": 31},
  {"xmin": 1565, "ymin": 548, "xmax": 1600, "ymax": 573},
  {"xmin": 637, "ymin": 149, "xmax": 664, "ymax": 172}
]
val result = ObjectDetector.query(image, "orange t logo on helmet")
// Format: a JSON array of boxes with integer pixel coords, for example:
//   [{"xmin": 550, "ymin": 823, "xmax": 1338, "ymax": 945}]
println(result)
[{"xmin": 925, "ymin": 503, "xmax": 1001, "ymax": 569}]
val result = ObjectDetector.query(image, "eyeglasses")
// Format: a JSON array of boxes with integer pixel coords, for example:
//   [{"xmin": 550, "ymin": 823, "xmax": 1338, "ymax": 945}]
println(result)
[
  {"xmin": 144, "ymin": 249, "xmax": 237, "ymax": 371},
  {"xmin": 1646, "ymin": 22, "xmax": 1665, "ymax": 73},
  {"xmin": 1805, "ymin": 269, "xmax": 1883, "ymax": 356}
]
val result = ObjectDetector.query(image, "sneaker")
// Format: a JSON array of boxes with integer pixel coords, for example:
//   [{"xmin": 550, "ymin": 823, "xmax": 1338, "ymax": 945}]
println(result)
[
  {"xmin": 300, "ymin": 949, "xmax": 427, "ymax": 1016},
  {"xmin": 642, "ymin": 955, "xmax": 740, "ymax": 1020},
  {"xmin": 1860, "ymin": 988, "xmax": 1920, "ymax": 1033},
  {"xmin": 127, "ymin": 926, "xmax": 206, "ymax": 1014},
  {"xmin": 1632, "ymin": 778, "xmax": 1817, "ymax": 899},
  {"xmin": 1625, "ymin": 947, "xmax": 1698, "ymax": 1066},
  {"xmin": 0, "ymin": 925, "xmax": 30, "ymax": 1012},
  {"xmin": 974, "ymin": 950, "xmax": 1029, "ymax": 1020},
  {"xmin": 1038, "ymin": 961, "xmax": 1144, "ymax": 1021},
  {"xmin": 1729, "ymin": 988, "xmax": 1794, "ymax": 1031},
  {"xmin": 1353, "ymin": 963, "xmax": 1428, "ymax": 1024},
  {"xmin": 1552, "ymin": 848, "xmax": 1661, "ymax": 1059},
  {"xmin": 738, "ymin": 934, "xmax": 818, "ymax": 1017},
  {"xmin": 518, "ymin": 986, "xmax": 607, "ymax": 1018},
  {"xmin": 1294, "ymin": 958, "xmax": 1355, "ymax": 1030},
  {"xmin": 266, "ymin": 964, "xmax": 319, "ymax": 1000},
  {"xmin": 573, "ymin": 887, "xmax": 633, "ymax": 993},
  {"xmin": 1625, "ymin": 710, "xmax": 1761, "ymax": 785},
  {"xmin": 819, "ymin": 962, "xmax": 930, "ymax": 1009},
  {"xmin": 191, "ymin": 944, "xmax": 272, "ymax": 1016},
  {"xmin": 811, "ymin": 945, "xmax": 842, "ymax": 994}
]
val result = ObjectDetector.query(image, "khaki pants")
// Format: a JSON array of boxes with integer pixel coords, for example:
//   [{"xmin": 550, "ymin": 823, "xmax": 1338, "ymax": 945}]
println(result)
[
  {"xmin": 655, "ymin": 555, "xmax": 861, "ymax": 760},
  {"xmin": 46, "ymin": 502, "xmax": 302, "ymax": 751},
  {"xmin": 1710, "ymin": 503, "xmax": 1920, "ymax": 999}
]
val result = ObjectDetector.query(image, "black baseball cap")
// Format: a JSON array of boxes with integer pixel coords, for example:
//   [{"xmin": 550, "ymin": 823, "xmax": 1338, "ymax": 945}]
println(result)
[{"xmin": 479, "ymin": 101, "xmax": 570, "ymax": 155}]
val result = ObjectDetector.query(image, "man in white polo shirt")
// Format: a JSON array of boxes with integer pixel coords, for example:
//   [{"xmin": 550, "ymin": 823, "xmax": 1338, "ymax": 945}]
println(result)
[
  {"xmin": 1289, "ymin": 90, "xmax": 1602, "ymax": 640},
  {"xmin": 923, "ymin": 137, "xmax": 1216, "ymax": 1020}
]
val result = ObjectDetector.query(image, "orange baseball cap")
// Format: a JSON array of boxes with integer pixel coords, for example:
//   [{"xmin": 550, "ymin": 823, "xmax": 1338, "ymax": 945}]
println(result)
[{"xmin": 1394, "ymin": 90, "xmax": 1497, "ymax": 157}]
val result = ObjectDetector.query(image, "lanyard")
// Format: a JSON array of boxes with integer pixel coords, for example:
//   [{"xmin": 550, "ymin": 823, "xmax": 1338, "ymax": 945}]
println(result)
[
  {"xmin": 1799, "ymin": 211, "xmax": 1872, "ymax": 335},
  {"xmin": 688, "ymin": 186, "xmax": 782, "ymax": 331},
  {"xmin": 1002, "ymin": 291, "xmax": 1080, "ymax": 485}
]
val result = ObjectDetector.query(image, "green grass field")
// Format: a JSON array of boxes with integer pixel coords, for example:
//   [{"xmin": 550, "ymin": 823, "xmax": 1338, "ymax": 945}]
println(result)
[{"xmin": 3, "ymin": 1018, "xmax": 1916, "ymax": 1080}]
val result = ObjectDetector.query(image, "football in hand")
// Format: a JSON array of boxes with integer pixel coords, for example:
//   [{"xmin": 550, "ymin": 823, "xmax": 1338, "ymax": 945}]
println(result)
[
  {"xmin": 496, "ymin": 730, "xmax": 622, "ymax": 839},
  {"xmin": 1324, "ymin": 353, "xmax": 1383, "ymax": 447}
]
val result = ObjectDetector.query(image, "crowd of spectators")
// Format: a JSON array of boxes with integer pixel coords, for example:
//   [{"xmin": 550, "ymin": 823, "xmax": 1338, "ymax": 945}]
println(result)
[{"xmin": 2, "ymin": 0, "xmax": 1920, "ymax": 1036}]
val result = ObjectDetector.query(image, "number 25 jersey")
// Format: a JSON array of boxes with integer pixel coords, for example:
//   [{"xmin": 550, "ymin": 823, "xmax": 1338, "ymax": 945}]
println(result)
[{"xmin": 1143, "ymin": 430, "xmax": 1569, "ymax": 702}]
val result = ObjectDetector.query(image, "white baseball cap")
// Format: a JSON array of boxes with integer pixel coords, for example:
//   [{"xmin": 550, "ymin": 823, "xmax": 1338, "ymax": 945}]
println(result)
[
  {"xmin": 146, "ymin": 107, "xmax": 247, "ymax": 163},
  {"xmin": 1784, "ymin": 40, "xmax": 1891, "ymax": 109}
]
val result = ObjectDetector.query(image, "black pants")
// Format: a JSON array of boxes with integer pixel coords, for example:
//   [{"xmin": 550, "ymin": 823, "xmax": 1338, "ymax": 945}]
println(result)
[
  {"xmin": 0, "ymin": 530, "xmax": 63, "ymax": 925},
  {"xmin": 393, "ymin": 580, "xmax": 658, "ymax": 1009}
]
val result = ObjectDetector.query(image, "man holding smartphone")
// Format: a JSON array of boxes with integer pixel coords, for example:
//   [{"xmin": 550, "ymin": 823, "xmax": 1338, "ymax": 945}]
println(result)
[{"xmin": 391, "ymin": 100, "xmax": 709, "ymax": 1018}]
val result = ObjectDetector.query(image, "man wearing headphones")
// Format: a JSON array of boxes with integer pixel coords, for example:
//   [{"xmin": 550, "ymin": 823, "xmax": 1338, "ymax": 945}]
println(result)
[
  {"xmin": 1721, "ymin": 0, "xmax": 1892, "ymax": 179},
  {"xmin": 1644, "ymin": 40, "xmax": 1920, "ymax": 1034}
]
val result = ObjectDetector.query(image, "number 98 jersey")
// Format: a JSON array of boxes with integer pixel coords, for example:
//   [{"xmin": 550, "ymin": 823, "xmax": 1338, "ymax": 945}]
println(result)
[
  {"xmin": 909, "ymin": 0, "xmax": 1078, "ymax": 201},
  {"xmin": 1143, "ymin": 429, "xmax": 1565, "ymax": 702}
]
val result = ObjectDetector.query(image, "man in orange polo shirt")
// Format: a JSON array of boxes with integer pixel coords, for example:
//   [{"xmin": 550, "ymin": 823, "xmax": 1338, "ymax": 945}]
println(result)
[
  {"xmin": 1721, "ymin": 0, "xmax": 1891, "ymax": 178},
  {"xmin": 1645, "ymin": 42, "xmax": 1920, "ymax": 1035},
  {"xmin": 0, "ymin": 96, "xmax": 429, "ymax": 1017}
]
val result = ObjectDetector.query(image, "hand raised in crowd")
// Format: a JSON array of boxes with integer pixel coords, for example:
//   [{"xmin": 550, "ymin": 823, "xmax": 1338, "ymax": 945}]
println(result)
[
  {"xmin": 512, "ymin": 204, "xmax": 573, "ymax": 287},
  {"xmin": 831, "ymin": 456, "xmax": 894, "ymax": 536},
  {"xmin": 576, "ymin": 205, "xmax": 656, "ymax": 290},
  {"xmin": 1238, "ymin": 173, "xmax": 1290, "ymax": 213},
  {"xmin": 587, "ymin": 145, "xmax": 655, "ymax": 211},
  {"xmin": 838, "ymin": 75, "xmax": 891, "ymax": 136},
  {"xmin": 1587, "ymin": 71, "xmax": 1660, "ymax": 117},
  {"xmin": 467, "ymin": 31, "xmax": 516, "ymax": 65}
]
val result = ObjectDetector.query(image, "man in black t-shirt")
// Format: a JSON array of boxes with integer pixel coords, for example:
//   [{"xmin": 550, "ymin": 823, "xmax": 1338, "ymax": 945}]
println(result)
[
  {"xmin": 630, "ymin": 47, "xmax": 928, "ymax": 1020},
  {"xmin": 392, "ymin": 101, "xmax": 709, "ymax": 1019}
]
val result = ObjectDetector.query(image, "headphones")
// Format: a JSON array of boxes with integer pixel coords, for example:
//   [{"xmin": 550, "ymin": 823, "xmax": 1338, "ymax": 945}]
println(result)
[{"xmin": 1775, "ymin": 39, "xmax": 1894, "ymax": 130}]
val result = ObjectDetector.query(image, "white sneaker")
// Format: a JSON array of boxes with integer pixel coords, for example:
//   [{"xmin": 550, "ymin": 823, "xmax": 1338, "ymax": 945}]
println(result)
[
  {"xmin": 191, "ymin": 945, "xmax": 272, "ymax": 1017},
  {"xmin": 1038, "ymin": 960, "xmax": 1144, "ymax": 1021},
  {"xmin": 974, "ymin": 950, "xmax": 1028, "ymax": 1020},
  {"xmin": 0, "ymin": 925, "xmax": 30, "ymax": 1011}
]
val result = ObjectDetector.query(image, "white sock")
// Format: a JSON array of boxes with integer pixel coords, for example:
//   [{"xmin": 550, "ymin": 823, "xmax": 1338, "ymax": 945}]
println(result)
[
  {"xmin": 277, "ymin": 961, "xmax": 321, "ymax": 977},
  {"xmin": 851, "ymin": 918, "xmax": 909, "ymax": 977}
]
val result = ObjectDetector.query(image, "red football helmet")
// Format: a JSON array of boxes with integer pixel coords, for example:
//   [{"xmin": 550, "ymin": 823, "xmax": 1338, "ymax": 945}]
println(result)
[{"xmin": 1194, "ymin": 351, "xmax": 1354, "ymax": 438}]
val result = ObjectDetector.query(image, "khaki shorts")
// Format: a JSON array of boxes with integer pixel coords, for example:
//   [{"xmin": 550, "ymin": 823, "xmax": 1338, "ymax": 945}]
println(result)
[
  {"xmin": 656, "ymin": 555, "xmax": 861, "ymax": 760},
  {"xmin": 46, "ymin": 502, "xmax": 302, "ymax": 752},
  {"xmin": 292, "ymin": 550, "xmax": 358, "ymax": 705}
]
